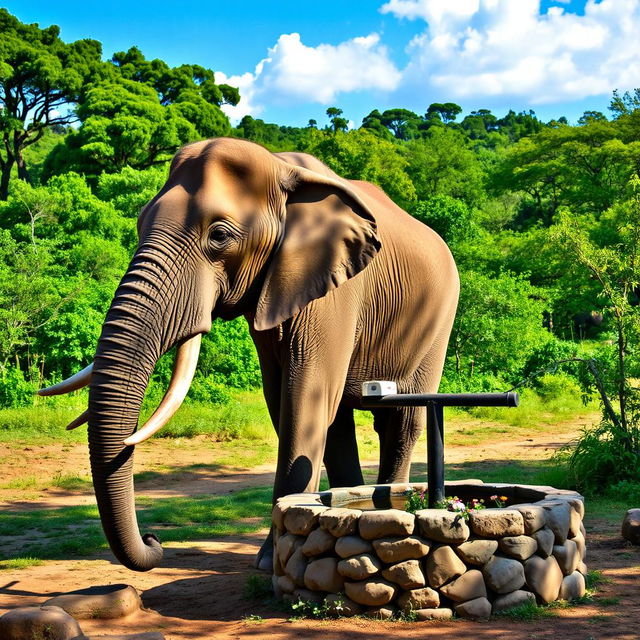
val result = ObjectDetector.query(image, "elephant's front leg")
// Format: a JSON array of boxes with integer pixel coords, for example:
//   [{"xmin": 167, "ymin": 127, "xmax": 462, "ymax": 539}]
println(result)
[{"xmin": 256, "ymin": 309, "xmax": 356, "ymax": 571}]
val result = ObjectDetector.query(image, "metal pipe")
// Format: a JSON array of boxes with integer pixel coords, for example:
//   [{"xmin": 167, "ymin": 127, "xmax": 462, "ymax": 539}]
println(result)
[{"xmin": 362, "ymin": 391, "xmax": 519, "ymax": 408}]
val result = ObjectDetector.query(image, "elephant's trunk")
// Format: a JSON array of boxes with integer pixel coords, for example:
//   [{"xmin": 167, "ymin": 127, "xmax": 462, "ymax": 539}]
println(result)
[{"xmin": 88, "ymin": 241, "xmax": 210, "ymax": 571}]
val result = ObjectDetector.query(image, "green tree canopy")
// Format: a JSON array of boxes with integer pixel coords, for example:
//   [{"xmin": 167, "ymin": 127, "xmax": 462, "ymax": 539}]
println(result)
[{"xmin": 0, "ymin": 9, "xmax": 105, "ymax": 198}]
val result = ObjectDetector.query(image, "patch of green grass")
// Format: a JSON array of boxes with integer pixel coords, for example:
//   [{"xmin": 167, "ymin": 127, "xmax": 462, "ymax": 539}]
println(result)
[
  {"xmin": 494, "ymin": 601, "xmax": 557, "ymax": 621},
  {"xmin": 51, "ymin": 473, "xmax": 92, "ymax": 491},
  {"xmin": 586, "ymin": 569, "xmax": 611, "ymax": 590},
  {"xmin": 597, "ymin": 597, "xmax": 620, "ymax": 606},
  {"xmin": 1, "ymin": 475, "xmax": 38, "ymax": 490},
  {"xmin": 0, "ymin": 486, "xmax": 272, "ymax": 561},
  {"xmin": 244, "ymin": 574, "xmax": 273, "ymax": 600},
  {"xmin": 0, "ymin": 557, "xmax": 43, "ymax": 570}
]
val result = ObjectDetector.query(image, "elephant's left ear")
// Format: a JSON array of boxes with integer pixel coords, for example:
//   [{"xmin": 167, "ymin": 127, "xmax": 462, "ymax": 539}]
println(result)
[{"xmin": 253, "ymin": 166, "xmax": 381, "ymax": 331}]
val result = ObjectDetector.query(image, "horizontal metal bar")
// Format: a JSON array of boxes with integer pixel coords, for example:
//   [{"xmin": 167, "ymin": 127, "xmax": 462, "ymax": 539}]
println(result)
[{"xmin": 362, "ymin": 391, "xmax": 519, "ymax": 408}]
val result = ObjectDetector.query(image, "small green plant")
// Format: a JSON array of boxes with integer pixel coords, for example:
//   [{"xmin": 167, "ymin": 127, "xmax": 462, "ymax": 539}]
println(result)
[
  {"xmin": 289, "ymin": 596, "xmax": 334, "ymax": 619},
  {"xmin": 242, "ymin": 614, "xmax": 264, "ymax": 623},
  {"xmin": 404, "ymin": 488, "xmax": 486, "ymax": 519},
  {"xmin": 404, "ymin": 487, "xmax": 428, "ymax": 513}
]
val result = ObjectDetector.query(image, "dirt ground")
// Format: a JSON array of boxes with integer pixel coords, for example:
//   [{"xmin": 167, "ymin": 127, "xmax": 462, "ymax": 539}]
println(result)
[{"xmin": 1, "ymin": 418, "xmax": 639, "ymax": 640}]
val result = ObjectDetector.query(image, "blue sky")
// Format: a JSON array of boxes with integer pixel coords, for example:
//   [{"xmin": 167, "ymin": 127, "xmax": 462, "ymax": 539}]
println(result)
[{"xmin": 6, "ymin": 0, "xmax": 640, "ymax": 127}]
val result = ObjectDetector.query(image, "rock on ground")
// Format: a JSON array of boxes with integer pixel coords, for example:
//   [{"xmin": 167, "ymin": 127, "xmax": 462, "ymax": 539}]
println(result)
[
  {"xmin": 415, "ymin": 608, "xmax": 453, "ymax": 620},
  {"xmin": 439, "ymin": 569, "xmax": 487, "ymax": 602},
  {"xmin": 344, "ymin": 579, "xmax": 398, "ymax": 607},
  {"xmin": 492, "ymin": 590, "xmax": 536, "ymax": 612},
  {"xmin": 525, "ymin": 555, "xmax": 564, "ymax": 603},
  {"xmin": 455, "ymin": 596, "xmax": 492, "ymax": 620},
  {"xmin": 44, "ymin": 584, "xmax": 141, "ymax": 620},
  {"xmin": 622, "ymin": 508, "xmax": 640, "ymax": 545},
  {"xmin": 0, "ymin": 605, "xmax": 84, "ymax": 640}
]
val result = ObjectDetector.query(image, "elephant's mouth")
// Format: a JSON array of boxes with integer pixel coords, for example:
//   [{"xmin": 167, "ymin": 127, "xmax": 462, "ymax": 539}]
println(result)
[{"xmin": 38, "ymin": 332, "xmax": 203, "ymax": 446}]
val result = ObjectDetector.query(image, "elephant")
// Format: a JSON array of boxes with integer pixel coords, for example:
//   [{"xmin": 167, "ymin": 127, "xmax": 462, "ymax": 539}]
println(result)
[{"xmin": 39, "ymin": 138, "xmax": 459, "ymax": 572}]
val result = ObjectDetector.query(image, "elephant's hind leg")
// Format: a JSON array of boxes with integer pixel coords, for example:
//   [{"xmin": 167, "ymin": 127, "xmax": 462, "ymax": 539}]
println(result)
[
  {"xmin": 373, "ymin": 405, "xmax": 425, "ymax": 483},
  {"xmin": 323, "ymin": 405, "xmax": 364, "ymax": 488}
]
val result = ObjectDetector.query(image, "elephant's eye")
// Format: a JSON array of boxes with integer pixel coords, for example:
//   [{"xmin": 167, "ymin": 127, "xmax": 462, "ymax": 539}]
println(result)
[{"xmin": 208, "ymin": 222, "xmax": 234, "ymax": 248}]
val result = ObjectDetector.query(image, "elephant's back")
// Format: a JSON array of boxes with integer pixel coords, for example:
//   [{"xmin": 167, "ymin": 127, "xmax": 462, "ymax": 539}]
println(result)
[{"xmin": 343, "ymin": 180, "xmax": 459, "ymax": 395}]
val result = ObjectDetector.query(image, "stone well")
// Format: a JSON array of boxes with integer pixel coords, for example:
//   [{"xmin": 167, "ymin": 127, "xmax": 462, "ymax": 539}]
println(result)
[{"xmin": 271, "ymin": 480, "xmax": 587, "ymax": 620}]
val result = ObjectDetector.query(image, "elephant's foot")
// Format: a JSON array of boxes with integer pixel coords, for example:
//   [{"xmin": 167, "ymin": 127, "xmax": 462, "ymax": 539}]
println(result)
[{"xmin": 254, "ymin": 530, "xmax": 274, "ymax": 572}]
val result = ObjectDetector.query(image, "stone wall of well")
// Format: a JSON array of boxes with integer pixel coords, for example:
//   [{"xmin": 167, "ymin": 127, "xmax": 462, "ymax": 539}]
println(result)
[{"xmin": 271, "ymin": 482, "xmax": 586, "ymax": 620}]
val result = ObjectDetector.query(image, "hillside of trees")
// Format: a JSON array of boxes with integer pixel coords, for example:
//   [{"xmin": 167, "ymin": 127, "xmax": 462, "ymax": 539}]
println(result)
[{"xmin": 1, "ymin": 10, "xmax": 639, "ymax": 487}]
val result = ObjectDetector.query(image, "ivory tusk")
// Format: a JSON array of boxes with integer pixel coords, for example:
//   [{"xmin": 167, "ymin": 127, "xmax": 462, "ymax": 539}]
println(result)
[
  {"xmin": 38, "ymin": 364, "xmax": 93, "ymax": 396},
  {"xmin": 124, "ymin": 334, "xmax": 202, "ymax": 446},
  {"xmin": 66, "ymin": 409, "xmax": 89, "ymax": 431}
]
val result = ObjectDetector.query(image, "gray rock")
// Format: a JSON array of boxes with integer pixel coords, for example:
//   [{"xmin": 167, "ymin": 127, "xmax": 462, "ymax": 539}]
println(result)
[
  {"xmin": 512, "ymin": 504, "xmax": 546, "ymax": 534},
  {"xmin": 425, "ymin": 545, "xmax": 467, "ymax": 588},
  {"xmin": 622, "ymin": 508, "xmax": 640, "ymax": 545},
  {"xmin": 302, "ymin": 528, "xmax": 335, "ymax": 557},
  {"xmin": 345, "ymin": 579, "xmax": 397, "ymax": 606},
  {"xmin": 455, "ymin": 596, "xmax": 492, "ymax": 620},
  {"xmin": 525, "ymin": 555, "xmax": 563, "ymax": 603},
  {"xmin": 415, "ymin": 608, "xmax": 453, "ymax": 620},
  {"xmin": 492, "ymin": 589, "xmax": 536, "ymax": 612},
  {"xmin": 284, "ymin": 505, "xmax": 328, "ymax": 535},
  {"xmin": 560, "ymin": 571, "xmax": 586, "ymax": 601},
  {"xmin": 482, "ymin": 555, "xmax": 526, "ymax": 594},
  {"xmin": 359, "ymin": 509, "xmax": 415, "ymax": 540},
  {"xmin": 335, "ymin": 535, "xmax": 373, "ymax": 558},
  {"xmin": 319, "ymin": 508, "xmax": 362, "ymax": 537},
  {"xmin": 372, "ymin": 536, "xmax": 431, "ymax": 563},
  {"xmin": 397, "ymin": 586, "xmax": 440, "ymax": 613},
  {"xmin": 455, "ymin": 538, "xmax": 498, "ymax": 565},
  {"xmin": 285, "ymin": 547, "xmax": 308, "ymax": 587},
  {"xmin": 44, "ymin": 584, "xmax": 141, "ymax": 620},
  {"xmin": 569, "ymin": 506, "xmax": 582, "ymax": 537},
  {"xmin": 553, "ymin": 539, "xmax": 579, "ymax": 575},
  {"xmin": 0, "ymin": 606, "xmax": 84, "ymax": 640},
  {"xmin": 416, "ymin": 509, "xmax": 470, "ymax": 544},
  {"xmin": 470, "ymin": 509, "xmax": 525, "ymax": 538},
  {"xmin": 337, "ymin": 554, "xmax": 381, "ymax": 580},
  {"xmin": 439, "ymin": 569, "xmax": 487, "ymax": 602},
  {"xmin": 541, "ymin": 501, "xmax": 571, "ymax": 544},
  {"xmin": 381, "ymin": 559, "xmax": 426, "ymax": 589},
  {"xmin": 578, "ymin": 560, "xmax": 588, "ymax": 575},
  {"xmin": 533, "ymin": 527, "xmax": 555, "ymax": 558},
  {"xmin": 323, "ymin": 593, "xmax": 362, "ymax": 617},
  {"xmin": 498, "ymin": 535, "xmax": 538, "ymax": 561}
]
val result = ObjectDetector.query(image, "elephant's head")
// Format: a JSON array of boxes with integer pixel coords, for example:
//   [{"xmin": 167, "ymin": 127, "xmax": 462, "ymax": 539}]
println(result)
[{"xmin": 41, "ymin": 138, "xmax": 380, "ymax": 571}]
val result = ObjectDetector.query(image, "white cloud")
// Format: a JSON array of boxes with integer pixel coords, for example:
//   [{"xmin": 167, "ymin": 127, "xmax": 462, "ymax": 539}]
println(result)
[
  {"xmin": 381, "ymin": 0, "xmax": 640, "ymax": 106},
  {"xmin": 216, "ymin": 32, "xmax": 401, "ymax": 121}
]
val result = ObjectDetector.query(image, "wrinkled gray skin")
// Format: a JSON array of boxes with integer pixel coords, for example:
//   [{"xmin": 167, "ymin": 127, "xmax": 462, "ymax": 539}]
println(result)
[{"xmin": 87, "ymin": 138, "xmax": 459, "ymax": 572}]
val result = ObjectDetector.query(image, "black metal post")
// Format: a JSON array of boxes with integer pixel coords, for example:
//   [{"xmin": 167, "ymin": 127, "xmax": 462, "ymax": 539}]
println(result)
[
  {"xmin": 361, "ymin": 389, "xmax": 519, "ymax": 506},
  {"xmin": 426, "ymin": 402, "xmax": 444, "ymax": 507}
]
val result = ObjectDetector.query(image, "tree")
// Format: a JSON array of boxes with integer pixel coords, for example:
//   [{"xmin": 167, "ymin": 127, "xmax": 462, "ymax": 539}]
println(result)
[
  {"xmin": 552, "ymin": 180, "xmax": 640, "ymax": 488},
  {"xmin": 378, "ymin": 108, "xmax": 421, "ymax": 140},
  {"xmin": 609, "ymin": 88, "xmax": 640, "ymax": 119},
  {"xmin": 404, "ymin": 128, "xmax": 484, "ymax": 206},
  {"xmin": 111, "ymin": 46, "xmax": 239, "ymax": 109},
  {"xmin": 326, "ymin": 107, "xmax": 348, "ymax": 133},
  {"xmin": 0, "ymin": 9, "xmax": 105, "ymax": 198},
  {"xmin": 426, "ymin": 102, "xmax": 462, "ymax": 124}
]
